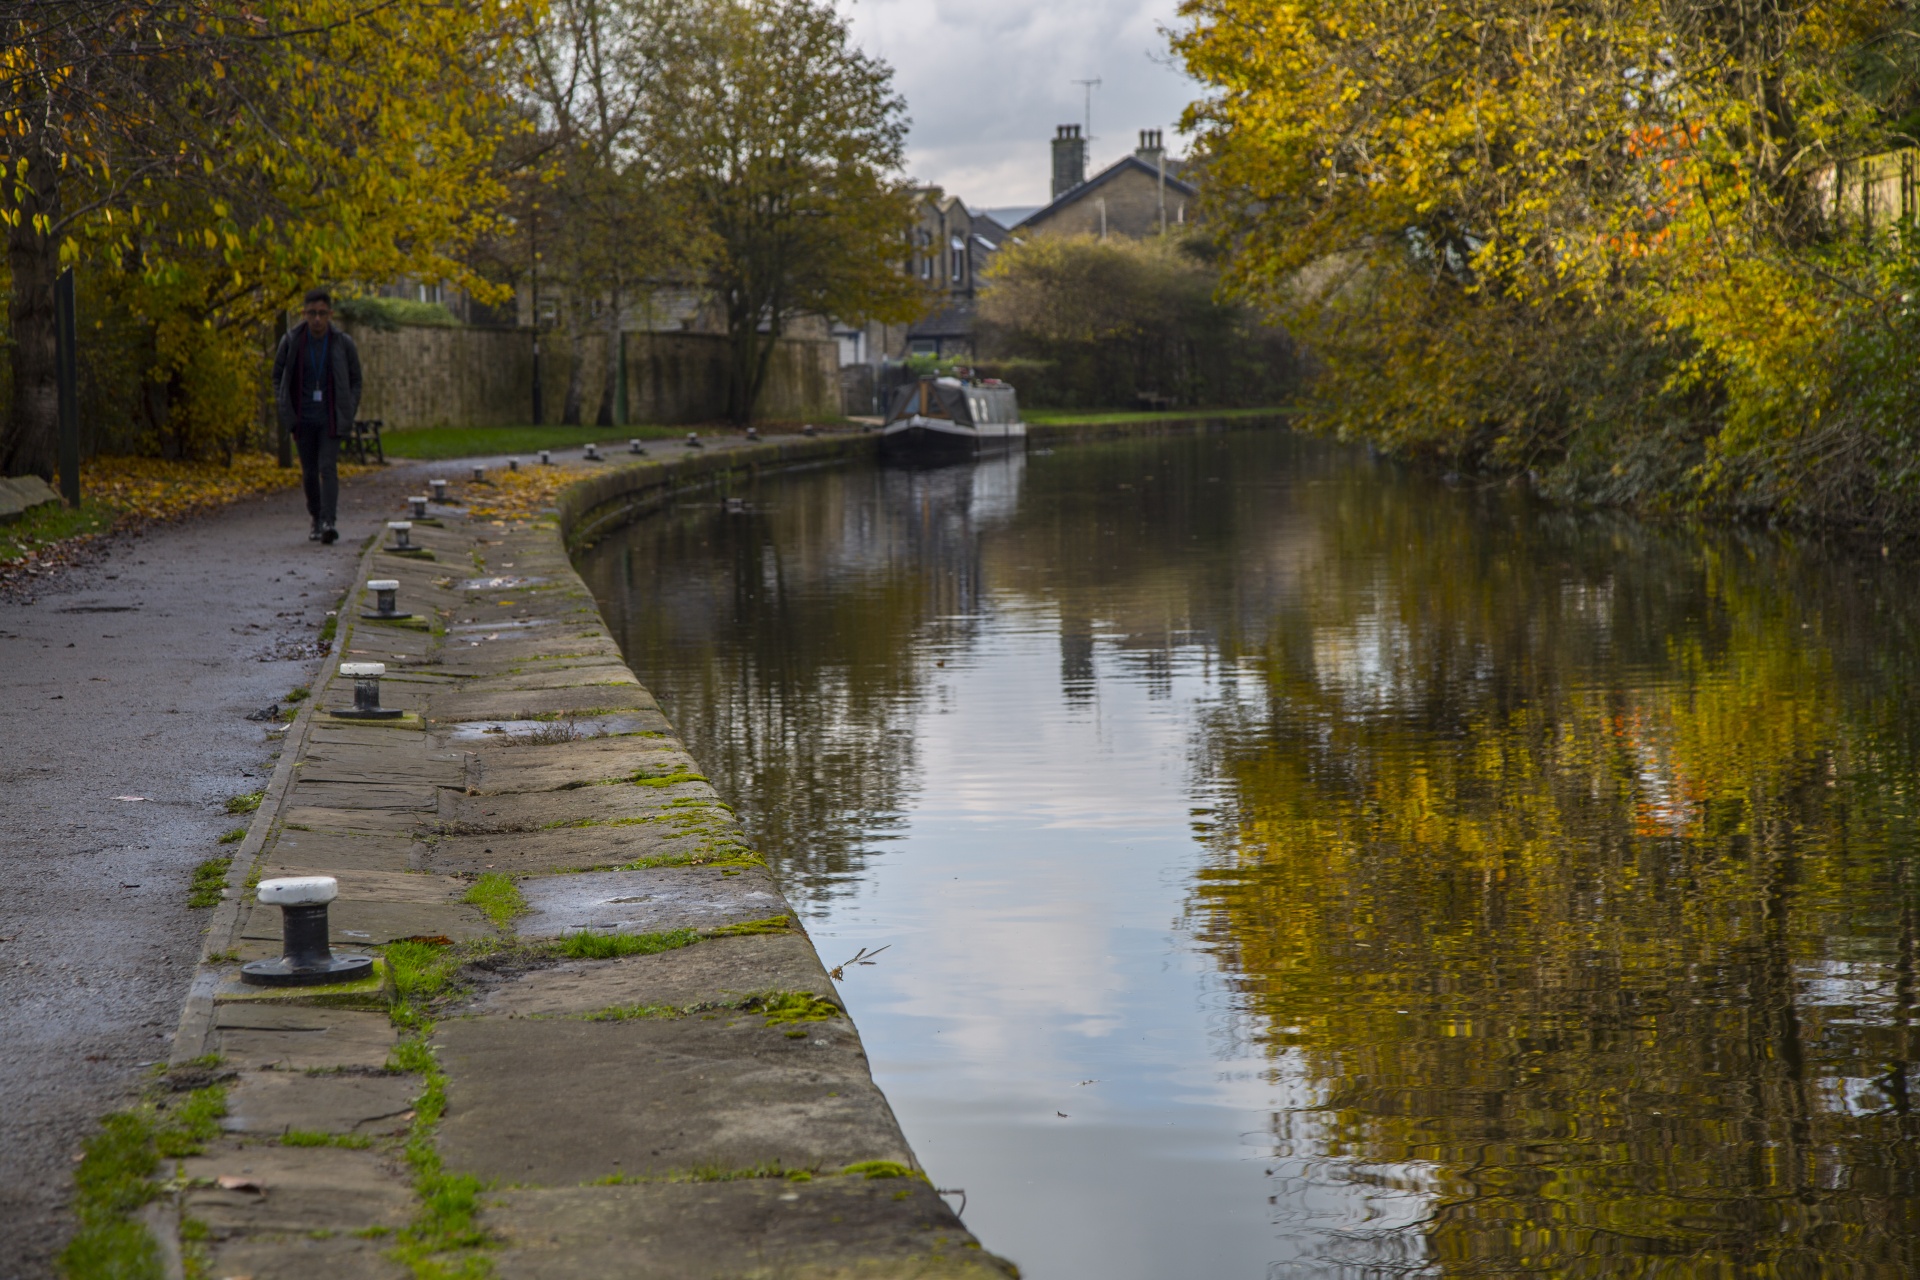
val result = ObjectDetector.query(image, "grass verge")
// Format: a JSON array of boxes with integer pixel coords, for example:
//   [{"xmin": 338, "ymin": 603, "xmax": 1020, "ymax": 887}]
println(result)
[
  {"xmin": 187, "ymin": 856, "xmax": 233, "ymax": 908},
  {"xmin": 1024, "ymin": 405, "xmax": 1285, "ymax": 426},
  {"xmin": 60, "ymin": 1078, "xmax": 229, "ymax": 1279}
]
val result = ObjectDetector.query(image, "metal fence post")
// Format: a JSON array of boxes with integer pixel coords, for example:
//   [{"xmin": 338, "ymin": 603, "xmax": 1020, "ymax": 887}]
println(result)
[{"xmin": 54, "ymin": 267, "xmax": 80, "ymax": 507}]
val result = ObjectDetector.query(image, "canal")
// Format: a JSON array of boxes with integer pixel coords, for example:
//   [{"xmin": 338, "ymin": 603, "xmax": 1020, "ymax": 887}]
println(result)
[{"xmin": 578, "ymin": 429, "xmax": 1920, "ymax": 1278}]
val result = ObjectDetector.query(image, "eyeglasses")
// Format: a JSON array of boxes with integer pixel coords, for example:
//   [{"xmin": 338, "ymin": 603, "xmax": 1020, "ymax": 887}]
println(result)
[{"xmin": 304, "ymin": 307, "xmax": 331, "ymax": 317}]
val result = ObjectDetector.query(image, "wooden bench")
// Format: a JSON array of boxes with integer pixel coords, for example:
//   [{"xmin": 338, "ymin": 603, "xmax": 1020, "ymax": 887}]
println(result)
[{"xmin": 344, "ymin": 418, "xmax": 385, "ymax": 465}]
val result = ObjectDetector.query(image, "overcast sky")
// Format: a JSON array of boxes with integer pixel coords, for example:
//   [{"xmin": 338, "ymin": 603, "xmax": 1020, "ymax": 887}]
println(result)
[{"xmin": 837, "ymin": 0, "xmax": 1201, "ymax": 211}]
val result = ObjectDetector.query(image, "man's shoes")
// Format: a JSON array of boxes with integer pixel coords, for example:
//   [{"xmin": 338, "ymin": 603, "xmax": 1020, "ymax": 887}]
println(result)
[
  {"xmin": 320, "ymin": 524, "xmax": 338, "ymax": 545},
  {"xmin": 309, "ymin": 521, "xmax": 322, "ymax": 542}
]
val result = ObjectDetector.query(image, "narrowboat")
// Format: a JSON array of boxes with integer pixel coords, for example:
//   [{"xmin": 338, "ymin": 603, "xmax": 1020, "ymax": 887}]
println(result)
[{"xmin": 879, "ymin": 375, "xmax": 1027, "ymax": 461}]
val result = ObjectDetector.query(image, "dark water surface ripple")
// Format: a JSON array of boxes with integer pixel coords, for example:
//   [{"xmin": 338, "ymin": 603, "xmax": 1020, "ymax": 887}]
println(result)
[{"xmin": 578, "ymin": 430, "xmax": 1920, "ymax": 1279}]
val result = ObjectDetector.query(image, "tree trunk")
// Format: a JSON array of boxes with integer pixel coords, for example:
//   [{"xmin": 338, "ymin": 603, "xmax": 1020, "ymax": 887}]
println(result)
[
  {"xmin": 561, "ymin": 307, "xmax": 584, "ymax": 426},
  {"xmin": 2, "ymin": 170, "xmax": 63, "ymax": 480},
  {"xmin": 595, "ymin": 284, "xmax": 621, "ymax": 428}
]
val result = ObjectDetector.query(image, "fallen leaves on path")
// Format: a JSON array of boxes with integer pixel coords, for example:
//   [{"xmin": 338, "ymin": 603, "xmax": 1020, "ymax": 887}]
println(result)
[
  {"xmin": 462, "ymin": 462, "xmax": 593, "ymax": 523},
  {"xmin": 1, "ymin": 452, "xmax": 376, "ymax": 589}
]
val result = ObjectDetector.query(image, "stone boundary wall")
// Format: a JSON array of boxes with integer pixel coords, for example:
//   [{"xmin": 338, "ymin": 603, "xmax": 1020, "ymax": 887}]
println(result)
[{"xmin": 341, "ymin": 325, "xmax": 841, "ymax": 429}]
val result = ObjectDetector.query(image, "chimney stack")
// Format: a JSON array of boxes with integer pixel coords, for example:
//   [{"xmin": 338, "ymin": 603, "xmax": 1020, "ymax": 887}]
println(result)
[
  {"xmin": 1135, "ymin": 129, "xmax": 1165, "ymax": 163},
  {"xmin": 1051, "ymin": 124, "xmax": 1087, "ymax": 199}
]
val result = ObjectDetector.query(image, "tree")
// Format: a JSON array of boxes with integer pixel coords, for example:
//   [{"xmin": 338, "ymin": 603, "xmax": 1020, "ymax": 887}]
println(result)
[
  {"xmin": 1172, "ymin": 0, "xmax": 1920, "ymax": 527},
  {"xmin": 975, "ymin": 232, "xmax": 1295, "ymax": 408},
  {"xmin": 659, "ymin": 0, "xmax": 922, "ymax": 424},
  {"xmin": 518, "ymin": 0, "xmax": 693, "ymax": 427},
  {"xmin": 2, "ymin": 0, "xmax": 534, "ymax": 473}
]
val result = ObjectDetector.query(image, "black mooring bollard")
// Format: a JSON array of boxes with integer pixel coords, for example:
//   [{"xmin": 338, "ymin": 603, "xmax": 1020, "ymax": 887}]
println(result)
[
  {"xmin": 240, "ymin": 876, "xmax": 374, "ymax": 986},
  {"xmin": 361, "ymin": 578, "xmax": 412, "ymax": 621},
  {"xmin": 331, "ymin": 661, "xmax": 405, "ymax": 720}
]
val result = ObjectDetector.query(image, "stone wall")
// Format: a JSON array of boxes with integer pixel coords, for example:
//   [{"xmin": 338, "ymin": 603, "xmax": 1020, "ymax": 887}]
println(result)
[{"xmin": 340, "ymin": 324, "xmax": 840, "ymax": 428}]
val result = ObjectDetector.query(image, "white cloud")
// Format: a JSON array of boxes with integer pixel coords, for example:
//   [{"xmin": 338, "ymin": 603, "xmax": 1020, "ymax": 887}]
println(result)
[{"xmin": 836, "ymin": 0, "xmax": 1200, "ymax": 206}]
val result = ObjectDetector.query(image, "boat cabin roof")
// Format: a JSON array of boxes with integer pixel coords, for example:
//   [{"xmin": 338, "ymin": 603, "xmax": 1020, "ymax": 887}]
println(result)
[{"xmin": 885, "ymin": 377, "xmax": 1021, "ymax": 427}]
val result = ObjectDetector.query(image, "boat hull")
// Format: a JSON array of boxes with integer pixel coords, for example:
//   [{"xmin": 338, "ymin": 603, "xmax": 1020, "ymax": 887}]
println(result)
[{"xmin": 879, "ymin": 416, "xmax": 1026, "ymax": 462}]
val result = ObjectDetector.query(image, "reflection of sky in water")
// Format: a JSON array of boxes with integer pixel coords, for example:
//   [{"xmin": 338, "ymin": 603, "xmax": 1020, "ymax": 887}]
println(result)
[{"xmin": 799, "ymin": 599, "xmax": 1402, "ymax": 1279}]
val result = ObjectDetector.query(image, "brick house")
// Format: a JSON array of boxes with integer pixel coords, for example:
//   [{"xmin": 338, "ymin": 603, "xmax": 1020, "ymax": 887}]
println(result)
[{"xmin": 1017, "ymin": 129, "xmax": 1198, "ymax": 240}]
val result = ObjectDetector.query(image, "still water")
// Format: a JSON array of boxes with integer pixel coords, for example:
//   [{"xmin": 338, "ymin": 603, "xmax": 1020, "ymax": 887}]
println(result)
[{"xmin": 579, "ymin": 430, "xmax": 1920, "ymax": 1278}]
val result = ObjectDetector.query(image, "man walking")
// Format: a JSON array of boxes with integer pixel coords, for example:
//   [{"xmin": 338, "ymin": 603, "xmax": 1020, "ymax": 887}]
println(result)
[{"xmin": 274, "ymin": 288, "xmax": 362, "ymax": 544}]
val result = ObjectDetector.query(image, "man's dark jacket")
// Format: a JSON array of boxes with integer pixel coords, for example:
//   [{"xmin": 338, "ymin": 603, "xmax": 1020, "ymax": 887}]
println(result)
[{"xmin": 274, "ymin": 323, "xmax": 363, "ymax": 439}]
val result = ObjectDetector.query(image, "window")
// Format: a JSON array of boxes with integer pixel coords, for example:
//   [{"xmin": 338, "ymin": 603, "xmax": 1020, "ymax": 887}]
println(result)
[{"xmin": 950, "ymin": 237, "xmax": 965, "ymax": 283}]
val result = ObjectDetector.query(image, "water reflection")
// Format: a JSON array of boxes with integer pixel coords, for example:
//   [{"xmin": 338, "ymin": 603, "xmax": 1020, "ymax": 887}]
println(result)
[{"xmin": 579, "ymin": 431, "xmax": 1920, "ymax": 1278}]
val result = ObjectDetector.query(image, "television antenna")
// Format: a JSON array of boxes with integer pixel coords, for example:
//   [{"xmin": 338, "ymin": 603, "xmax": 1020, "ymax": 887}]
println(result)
[{"xmin": 1071, "ymin": 78, "xmax": 1102, "ymax": 143}]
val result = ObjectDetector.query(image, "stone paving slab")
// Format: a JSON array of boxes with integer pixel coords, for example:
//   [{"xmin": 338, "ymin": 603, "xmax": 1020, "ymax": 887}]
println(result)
[
  {"xmin": 423, "ymin": 824, "xmax": 713, "ymax": 874},
  {"xmin": 467, "ymin": 737, "xmax": 684, "ymax": 792},
  {"xmin": 439, "ymin": 779, "xmax": 712, "ymax": 832},
  {"xmin": 221, "ymin": 1070, "xmax": 417, "ymax": 1136},
  {"xmin": 210, "ymin": 1006, "xmax": 398, "ymax": 1070},
  {"xmin": 434, "ymin": 1014, "xmax": 911, "ymax": 1184},
  {"xmin": 177, "ymin": 1144, "xmax": 414, "ymax": 1235},
  {"xmin": 488, "ymin": 1180, "xmax": 1008, "ymax": 1280},
  {"xmin": 426, "ymin": 684, "xmax": 659, "ymax": 723},
  {"xmin": 463, "ymin": 935, "xmax": 833, "ymax": 1018},
  {"xmin": 262, "ymin": 830, "xmax": 419, "ymax": 872},
  {"xmin": 515, "ymin": 866, "xmax": 786, "ymax": 937},
  {"xmin": 199, "ymin": 1234, "xmax": 410, "ymax": 1280}
]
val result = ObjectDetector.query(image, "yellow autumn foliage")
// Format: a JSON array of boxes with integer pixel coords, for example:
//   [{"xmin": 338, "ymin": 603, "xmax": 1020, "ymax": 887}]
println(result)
[{"xmin": 1177, "ymin": 0, "xmax": 1920, "ymax": 528}]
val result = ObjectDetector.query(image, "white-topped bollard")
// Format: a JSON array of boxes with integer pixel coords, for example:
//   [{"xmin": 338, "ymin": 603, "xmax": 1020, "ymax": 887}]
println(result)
[
  {"xmin": 241, "ymin": 875, "xmax": 374, "ymax": 987},
  {"xmin": 472, "ymin": 464, "xmax": 487, "ymax": 482},
  {"xmin": 409, "ymin": 495, "xmax": 429, "ymax": 519},
  {"xmin": 509, "ymin": 456, "xmax": 519, "ymax": 471},
  {"xmin": 539, "ymin": 449, "xmax": 552, "ymax": 466},
  {"xmin": 584, "ymin": 442, "xmax": 600, "ymax": 461},
  {"xmin": 387, "ymin": 520, "xmax": 414, "ymax": 552},
  {"xmin": 629, "ymin": 438, "xmax": 645, "ymax": 455},
  {"xmin": 685, "ymin": 432, "xmax": 704, "ymax": 449},
  {"xmin": 361, "ymin": 579, "xmax": 411, "ymax": 621},
  {"xmin": 332, "ymin": 661, "xmax": 403, "ymax": 720},
  {"xmin": 802, "ymin": 423, "xmax": 817, "ymax": 437},
  {"xmin": 430, "ymin": 478, "xmax": 448, "ymax": 502},
  {"xmin": 746, "ymin": 426, "xmax": 759, "ymax": 441}
]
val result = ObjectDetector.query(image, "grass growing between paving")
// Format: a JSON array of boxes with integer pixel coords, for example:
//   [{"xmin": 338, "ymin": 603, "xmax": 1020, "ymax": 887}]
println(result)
[
  {"xmin": 381, "ymin": 425, "xmax": 680, "ymax": 461},
  {"xmin": 460, "ymin": 874, "xmax": 526, "ymax": 930},
  {"xmin": 60, "ymin": 1075, "xmax": 229, "ymax": 1280}
]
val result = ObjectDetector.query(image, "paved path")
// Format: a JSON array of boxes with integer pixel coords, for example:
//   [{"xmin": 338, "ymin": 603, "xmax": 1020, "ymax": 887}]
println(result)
[{"xmin": 0, "ymin": 464, "xmax": 437, "ymax": 1279}]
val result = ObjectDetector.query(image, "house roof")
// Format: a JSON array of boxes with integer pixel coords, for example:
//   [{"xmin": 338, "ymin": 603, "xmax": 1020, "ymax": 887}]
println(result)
[{"xmin": 1015, "ymin": 154, "xmax": 1198, "ymax": 231}]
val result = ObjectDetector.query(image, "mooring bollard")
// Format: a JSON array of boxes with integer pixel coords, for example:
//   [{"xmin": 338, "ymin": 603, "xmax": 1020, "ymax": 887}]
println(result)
[
  {"xmin": 685, "ymin": 432, "xmax": 703, "ymax": 449},
  {"xmin": 584, "ymin": 442, "xmax": 600, "ymax": 461},
  {"xmin": 409, "ymin": 495, "xmax": 429, "ymax": 519},
  {"xmin": 747, "ymin": 426, "xmax": 759, "ymax": 441},
  {"xmin": 472, "ymin": 464, "xmax": 486, "ymax": 482},
  {"xmin": 361, "ymin": 578, "xmax": 411, "ymax": 621},
  {"xmin": 240, "ymin": 876, "xmax": 374, "ymax": 987},
  {"xmin": 802, "ymin": 424, "xmax": 817, "ymax": 437},
  {"xmin": 629, "ymin": 438, "xmax": 645, "ymax": 455},
  {"xmin": 387, "ymin": 520, "xmax": 414, "ymax": 552},
  {"xmin": 509, "ymin": 457, "xmax": 520, "ymax": 472},
  {"xmin": 540, "ymin": 449, "xmax": 552, "ymax": 466},
  {"xmin": 332, "ymin": 661, "xmax": 404, "ymax": 720},
  {"xmin": 430, "ymin": 478, "xmax": 448, "ymax": 502}
]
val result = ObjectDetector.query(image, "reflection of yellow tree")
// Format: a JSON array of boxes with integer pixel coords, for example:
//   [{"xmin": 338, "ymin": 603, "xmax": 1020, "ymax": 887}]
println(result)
[{"xmin": 1198, "ymin": 511, "xmax": 1920, "ymax": 1275}]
